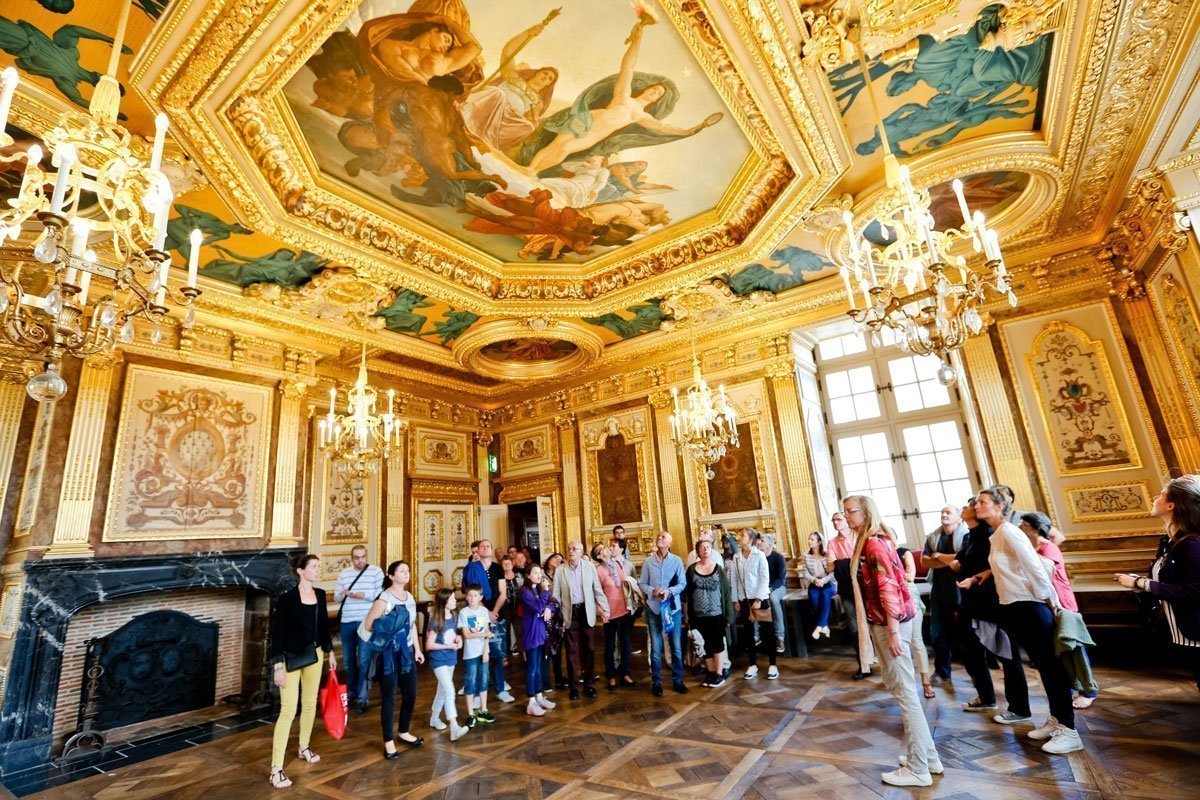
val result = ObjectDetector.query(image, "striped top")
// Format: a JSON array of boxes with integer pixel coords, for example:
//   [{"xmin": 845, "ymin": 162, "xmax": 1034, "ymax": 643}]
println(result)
[{"xmin": 1153, "ymin": 556, "xmax": 1200, "ymax": 648}]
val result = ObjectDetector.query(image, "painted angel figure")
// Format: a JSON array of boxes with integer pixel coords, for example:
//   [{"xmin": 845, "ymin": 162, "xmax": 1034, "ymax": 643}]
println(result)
[{"xmin": 518, "ymin": 15, "xmax": 722, "ymax": 174}]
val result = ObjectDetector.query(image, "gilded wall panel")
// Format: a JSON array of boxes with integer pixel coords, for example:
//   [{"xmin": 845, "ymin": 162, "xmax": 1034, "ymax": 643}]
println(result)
[
  {"xmin": 103, "ymin": 366, "xmax": 273, "ymax": 542},
  {"xmin": 408, "ymin": 425, "xmax": 475, "ymax": 480},
  {"xmin": 499, "ymin": 422, "xmax": 559, "ymax": 480},
  {"xmin": 1148, "ymin": 253, "xmax": 1200, "ymax": 452},
  {"xmin": 412, "ymin": 502, "xmax": 474, "ymax": 602},
  {"xmin": 580, "ymin": 407, "xmax": 659, "ymax": 550},
  {"xmin": 308, "ymin": 418, "xmax": 381, "ymax": 591},
  {"xmin": 1000, "ymin": 301, "xmax": 1165, "ymax": 537}
]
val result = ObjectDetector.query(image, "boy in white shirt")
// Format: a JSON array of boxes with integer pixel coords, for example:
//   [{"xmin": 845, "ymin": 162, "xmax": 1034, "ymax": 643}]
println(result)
[{"xmin": 458, "ymin": 585, "xmax": 494, "ymax": 725}]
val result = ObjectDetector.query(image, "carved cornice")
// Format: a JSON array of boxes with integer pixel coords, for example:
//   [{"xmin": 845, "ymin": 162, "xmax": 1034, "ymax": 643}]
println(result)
[
  {"xmin": 409, "ymin": 478, "xmax": 478, "ymax": 503},
  {"xmin": 497, "ymin": 473, "xmax": 562, "ymax": 505}
]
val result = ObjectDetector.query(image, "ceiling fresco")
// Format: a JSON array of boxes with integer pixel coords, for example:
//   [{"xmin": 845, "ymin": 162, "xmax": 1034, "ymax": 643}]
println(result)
[
  {"xmin": 1, "ymin": 0, "xmax": 1196, "ymax": 398},
  {"xmin": 282, "ymin": 0, "xmax": 751, "ymax": 264}
]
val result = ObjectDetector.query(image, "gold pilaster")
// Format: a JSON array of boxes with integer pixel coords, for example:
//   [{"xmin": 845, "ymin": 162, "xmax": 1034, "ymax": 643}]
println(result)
[
  {"xmin": 1115, "ymin": 291, "xmax": 1200, "ymax": 469},
  {"xmin": 951, "ymin": 348, "xmax": 996, "ymax": 488},
  {"xmin": 475, "ymin": 432, "xmax": 492, "ymax": 505},
  {"xmin": 0, "ymin": 381, "xmax": 26, "ymax": 528},
  {"xmin": 765, "ymin": 359, "xmax": 819, "ymax": 554},
  {"xmin": 555, "ymin": 416, "xmax": 583, "ymax": 544},
  {"xmin": 47, "ymin": 356, "xmax": 119, "ymax": 557},
  {"xmin": 385, "ymin": 442, "xmax": 406, "ymax": 563},
  {"xmin": 15, "ymin": 398, "xmax": 56, "ymax": 539},
  {"xmin": 268, "ymin": 379, "xmax": 307, "ymax": 548},
  {"xmin": 960, "ymin": 335, "xmax": 1039, "ymax": 510},
  {"xmin": 648, "ymin": 392, "xmax": 689, "ymax": 552}
]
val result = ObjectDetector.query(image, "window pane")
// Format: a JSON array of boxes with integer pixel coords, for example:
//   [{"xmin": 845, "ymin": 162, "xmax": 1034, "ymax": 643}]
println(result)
[
  {"xmin": 914, "ymin": 481, "xmax": 948, "ymax": 508},
  {"xmin": 867, "ymin": 459, "xmax": 896, "ymax": 488},
  {"xmin": 909, "ymin": 453, "xmax": 938, "ymax": 478},
  {"xmin": 929, "ymin": 421, "xmax": 961, "ymax": 449},
  {"xmin": 903, "ymin": 426, "xmax": 934, "ymax": 455},
  {"xmin": 848, "ymin": 366, "xmax": 875, "ymax": 393},
  {"xmin": 862, "ymin": 432, "xmax": 890, "ymax": 459},
  {"xmin": 830, "ymin": 401, "xmax": 856, "ymax": 424},
  {"xmin": 936, "ymin": 450, "xmax": 968, "ymax": 479},
  {"xmin": 854, "ymin": 393, "xmax": 881, "ymax": 420},
  {"xmin": 914, "ymin": 354, "xmax": 941, "ymax": 380},
  {"xmin": 842, "ymin": 333, "xmax": 866, "ymax": 356},
  {"xmin": 893, "ymin": 384, "xmax": 922, "ymax": 413},
  {"xmin": 842, "ymin": 463, "xmax": 869, "ymax": 490},
  {"xmin": 944, "ymin": 479, "xmax": 974, "ymax": 504},
  {"xmin": 837, "ymin": 437, "xmax": 865, "ymax": 464},
  {"xmin": 826, "ymin": 371, "xmax": 850, "ymax": 398},
  {"xmin": 919, "ymin": 382, "xmax": 951, "ymax": 408},
  {"xmin": 888, "ymin": 357, "xmax": 917, "ymax": 385},
  {"xmin": 818, "ymin": 338, "xmax": 843, "ymax": 361},
  {"xmin": 874, "ymin": 487, "xmax": 902, "ymax": 515},
  {"xmin": 920, "ymin": 511, "xmax": 941, "ymax": 533}
]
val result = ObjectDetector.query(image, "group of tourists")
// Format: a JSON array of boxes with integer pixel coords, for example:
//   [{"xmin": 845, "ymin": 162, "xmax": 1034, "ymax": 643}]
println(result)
[{"xmin": 265, "ymin": 476, "xmax": 1200, "ymax": 791}]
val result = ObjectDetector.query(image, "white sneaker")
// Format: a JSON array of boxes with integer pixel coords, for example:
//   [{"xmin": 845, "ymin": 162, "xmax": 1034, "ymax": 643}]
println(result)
[
  {"xmin": 457, "ymin": 686, "xmax": 464, "ymax": 695},
  {"xmin": 821, "ymin": 626, "xmax": 831, "ymax": 638},
  {"xmin": 1041, "ymin": 725, "xmax": 1084, "ymax": 755},
  {"xmin": 537, "ymin": 696, "xmax": 556, "ymax": 710},
  {"xmin": 744, "ymin": 665, "xmax": 759, "ymax": 679},
  {"xmin": 899, "ymin": 755, "xmax": 944, "ymax": 775},
  {"xmin": 429, "ymin": 716, "xmax": 447, "ymax": 731},
  {"xmin": 504, "ymin": 682, "xmax": 512, "ymax": 692},
  {"xmin": 526, "ymin": 700, "xmax": 546, "ymax": 717},
  {"xmin": 449, "ymin": 721, "xmax": 469, "ymax": 741},
  {"xmin": 767, "ymin": 666, "xmax": 779, "ymax": 680},
  {"xmin": 497, "ymin": 691, "xmax": 516, "ymax": 703},
  {"xmin": 1028, "ymin": 716, "xmax": 1059, "ymax": 741},
  {"xmin": 812, "ymin": 628, "xmax": 821, "ymax": 640},
  {"xmin": 881, "ymin": 767, "xmax": 932, "ymax": 787}
]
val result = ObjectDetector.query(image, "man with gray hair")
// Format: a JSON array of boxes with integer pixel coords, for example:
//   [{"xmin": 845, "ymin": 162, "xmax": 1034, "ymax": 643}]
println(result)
[
  {"xmin": 639, "ymin": 531, "xmax": 688, "ymax": 696},
  {"xmin": 334, "ymin": 545, "xmax": 384, "ymax": 708},
  {"xmin": 922, "ymin": 505, "xmax": 968, "ymax": 682},
  {"xmin": 553, "ymin": 540, "xmax": 609, "ymax": 699}
]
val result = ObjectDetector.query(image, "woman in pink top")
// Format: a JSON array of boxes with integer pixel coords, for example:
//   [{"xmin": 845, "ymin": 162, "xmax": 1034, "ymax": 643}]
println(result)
[{"xmin": 592, "ymin": 544, "xmax": 635, "ymax": 690}]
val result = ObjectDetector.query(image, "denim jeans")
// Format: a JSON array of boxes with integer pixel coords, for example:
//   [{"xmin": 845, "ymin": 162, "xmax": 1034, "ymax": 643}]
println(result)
[
  {"xmin": 463, "ymin": 656, "xmax": 489, "ymax": 697},
  {"xmin": 646, "ymin": 608, "xmax": 684, "ymax": 685},
  {"xmin": 355, "ymin": 643, "xmax": 374, "ymax": 702},
  {"xmin": 768, "ymin": 586, "xmax": 786, "ymax": 643},
  {"xmin": 603, "ymin": 615, "xmax": 633, "ymax": 680},
  {"xmin": 808, "ymin": 583, "xmax": 836, "ymax": 628},
  {"xmin": 489, "ymin": 620, "xmax": 507, "ymax": 694},
  {"xmin": 340, "ymin": 621, "xmax": 361, "ymax": 699},
  {"xmin": 525, "ymin": 645, "xmax": 544, "ymax": 698}
]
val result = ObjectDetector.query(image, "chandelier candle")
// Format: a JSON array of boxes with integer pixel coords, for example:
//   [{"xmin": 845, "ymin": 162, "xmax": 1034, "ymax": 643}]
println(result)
[
  {"xmin": 0, "ymin": 68, "xmax": 15, "ymax": 131},
  {"xmin": 149, "ymin": 113, "xmax": 169, "ymax": 172},
  {"xmin": 49, "ymin": 144, "xmax": 76, "ymax": 215},
  {"xmin": 187, "ymin": 229, "xmax": 202, "ymax": 288}
]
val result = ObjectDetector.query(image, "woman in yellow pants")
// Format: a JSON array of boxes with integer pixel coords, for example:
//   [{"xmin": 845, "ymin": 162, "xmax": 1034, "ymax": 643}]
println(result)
[{"xmin": 269, "ymin": 554, "xmax": 335, "ymax": 789}]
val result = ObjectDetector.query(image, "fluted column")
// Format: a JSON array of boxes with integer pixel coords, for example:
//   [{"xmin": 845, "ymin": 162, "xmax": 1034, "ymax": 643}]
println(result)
[
  {"xmin": 0, "ymin": 378, "xmax": 27, "ymax": 532},
  {"xmin": 766, "ymin": 358, "xmax": 819, "ymax": 554},
  {"xmin": 556, "ymin": 416, "xmax": 583, "ymax": 544},
  {"xmin": 46, "ymin": 355, "xmax": 121, "ymax": 557},
  {"xmin": 648, "ymin": 391, "xmax": 688, "ymax": 553},
  {"xmin": 385, "ymin": 438, "xmax": 406, "ymax": 562},
  {"xmin": 1114, "ymin": 280, "xmax": 1200, "ymax": 469},
  {"xmin": 960, "ymin": 335, "xmax": 1039, "ymax": 510},
  {"xmin": 268, "ymin": 379, "xmax": 307, "ymax": 548}
]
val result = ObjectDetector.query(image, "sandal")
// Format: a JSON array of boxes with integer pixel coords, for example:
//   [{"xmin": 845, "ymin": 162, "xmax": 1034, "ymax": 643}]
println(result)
[
  {"xmin": 298, "ymin": 747, "xmax": 321, "ymax": 764},
  {"xmin": 269, "ymin": 768, "xmax": 292, "ymax": 789},
  {"xmin": 923, "ymin": 684, "xmax": 936, "ymax": 699}
]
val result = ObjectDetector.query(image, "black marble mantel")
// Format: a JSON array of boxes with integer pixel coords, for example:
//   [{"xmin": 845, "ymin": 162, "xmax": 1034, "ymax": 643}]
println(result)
[{"xmin": 0, "ymin": 549, "xmax": 301, "ymax": 774}]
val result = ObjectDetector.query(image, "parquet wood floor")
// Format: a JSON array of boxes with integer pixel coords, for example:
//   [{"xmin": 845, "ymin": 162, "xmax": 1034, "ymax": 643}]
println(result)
[{"xmin": 12, "ymin": 649, "xmax": 1199, "ymax": 800}]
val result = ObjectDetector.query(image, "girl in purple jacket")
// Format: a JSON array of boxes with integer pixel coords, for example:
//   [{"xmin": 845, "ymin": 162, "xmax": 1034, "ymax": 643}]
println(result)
[{"xmin": 519, "ymin": 566, "xmax": 558, "ymax": 717}]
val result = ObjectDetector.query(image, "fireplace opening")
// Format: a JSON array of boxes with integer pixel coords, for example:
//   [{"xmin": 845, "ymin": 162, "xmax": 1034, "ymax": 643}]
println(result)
[{"xmin": 85, "ymin": 610, "xmax": 219, "ymax": 731}]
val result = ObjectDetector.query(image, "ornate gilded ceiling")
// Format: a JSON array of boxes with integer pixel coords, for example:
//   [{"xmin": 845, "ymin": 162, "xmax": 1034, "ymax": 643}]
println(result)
[{"xmin": 2, "ymin": 0, "xmax": 1199, "ymax": 401}]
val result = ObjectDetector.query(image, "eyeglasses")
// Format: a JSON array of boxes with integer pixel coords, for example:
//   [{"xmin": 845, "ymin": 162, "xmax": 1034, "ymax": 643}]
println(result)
[{"xmin": 844, "ymin": 507, "xmax": 863, "ymax": 514}]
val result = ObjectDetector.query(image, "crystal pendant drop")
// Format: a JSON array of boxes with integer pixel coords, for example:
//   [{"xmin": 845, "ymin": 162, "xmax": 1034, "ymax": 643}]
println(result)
[
  {"xmin": 119, "ymin": 319, "xmax": 135, "ymax": 343},
  {"xmin": 33, "ymin": 236, "xmax": 58, "ymax": 263},
  {"xmin": 99, "ymin": 303, "xmax": 117, "ymax": 327},
  {"xmin": 1008, "ymin": 291, "xmax": 1018, "ymax": 307},
  {"xmin": 43, "ymin": 286, "xmax": 64, "ymax": 317},
  {"xmin": 150, "ymin": 324, "xmax": 162, "ymax": 344},
  {"xmin": 27, "ymin": 364, "xmax": 68, "ymax": 402},
  {"xmin": 150, "ymin": 274, "xmax": 163, "ymax": 294},
  {"xmin": 182, "ymin": 306, "xmax": 196, "ymax": 329},
  {"xmin": 936, "ymin": 362, "xmax": 957, "ymax": 387}
]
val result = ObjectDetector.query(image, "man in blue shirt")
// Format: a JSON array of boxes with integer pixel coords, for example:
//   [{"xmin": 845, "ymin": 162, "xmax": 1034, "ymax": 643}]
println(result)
[{"xmin": 639, "ymin": 531, "xmax": 688, "ymax": 696}]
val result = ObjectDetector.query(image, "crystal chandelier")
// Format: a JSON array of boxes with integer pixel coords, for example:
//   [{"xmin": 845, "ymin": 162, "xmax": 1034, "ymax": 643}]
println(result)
[
  {"xmin": 838, "ymin": 40, "xmax": 1016, "ymax": 386},
  {"xmin": 669, "ymin": 335, "xmax": 739, "ymax": 480},
  {"xmin": 0, "ymin": 2, "xmax": 201, "ymax": 401},
  {"xmin": 318, "ymin": 346, "xmax": 405, "ymax": 479}
]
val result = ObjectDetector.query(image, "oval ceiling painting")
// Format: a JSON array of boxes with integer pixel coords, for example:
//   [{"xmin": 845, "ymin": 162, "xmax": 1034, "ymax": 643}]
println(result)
[{"xmin": 283, "ymin": 0, "xmax": 752, "ymax": 264}]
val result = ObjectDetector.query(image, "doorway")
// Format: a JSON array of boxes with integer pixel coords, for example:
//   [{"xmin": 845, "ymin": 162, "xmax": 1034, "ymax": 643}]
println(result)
[{"xmin": 507, "ymin": 501, "xmax": 541, "ymax": 564}]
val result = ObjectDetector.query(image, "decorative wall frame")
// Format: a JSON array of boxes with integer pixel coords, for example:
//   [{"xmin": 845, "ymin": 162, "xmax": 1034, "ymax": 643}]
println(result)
[
  {"xmin": 0, "ymin": 583, "xmax": 21, "ymax": 639},
  {"xmin": 580, "ymin": 408, "xmax": 660, "ymax": 547},
  {"xmin": 1065, "ymin": 480, "xmax": 1153, "ymax": 523},
  {"xmin": 1147, "ymin": 253, "xmax": 1200, "ymax": 442},
  {"xmin": 308, "ymin": 417, "xmax": 381, "ymax": 589},
  {"xmin": 1024, "ymin": 320, "xmax": 1141, "ymax": 476},
  {"xmin": 1000, "ymin": 300, "xmax": 1166, "ymax": 536},
  {"xmin": 103, "ymin": 365, "xmax": 273, "ymax": 541},
  {"xmin": 413, "ymin": 501, "xmax": 475, "ymax": 602},
  {"xmin": 499, "ymin": 422, "xmax": 560, "ymax": 481},
  {"xmin": 682, "ymin": 379, "xmax": 786, "ymax": 546},
  {"xmin": 408, "ymin": 426, "xmax": 476, "ymax": 481}
]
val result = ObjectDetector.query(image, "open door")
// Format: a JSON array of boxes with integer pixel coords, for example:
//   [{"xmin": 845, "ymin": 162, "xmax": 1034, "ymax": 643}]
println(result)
[
  {"xmin": 478, "ymin": 503, "xmax": 508, "ymax": 544},
  {"xmin": 535, "ymin": 496, "xmax": 554, "ymax": 557}
]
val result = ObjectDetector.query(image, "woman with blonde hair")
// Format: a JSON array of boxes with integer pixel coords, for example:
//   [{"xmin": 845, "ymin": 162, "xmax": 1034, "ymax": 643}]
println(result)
[{"xmin": 843, "ymin": 495, "xmax": 940, "ymax": 787}]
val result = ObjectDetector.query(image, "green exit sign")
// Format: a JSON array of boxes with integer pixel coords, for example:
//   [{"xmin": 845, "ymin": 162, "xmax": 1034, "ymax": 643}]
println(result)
[{"xmin": 488, "ymin": 454, "xmax": 498, "ymax": 473}]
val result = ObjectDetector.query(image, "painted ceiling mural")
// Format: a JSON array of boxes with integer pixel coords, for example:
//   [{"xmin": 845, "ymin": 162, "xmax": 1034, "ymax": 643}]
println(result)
[{"xmin": 282, "ymin": 0, "xmax": 750, "ymax": 264}]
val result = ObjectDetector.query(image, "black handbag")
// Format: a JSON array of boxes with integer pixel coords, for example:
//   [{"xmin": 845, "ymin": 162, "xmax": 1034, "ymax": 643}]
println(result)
[{"xmin": 284, "ymin": 600, "xmax": 320, "ymax": 672}]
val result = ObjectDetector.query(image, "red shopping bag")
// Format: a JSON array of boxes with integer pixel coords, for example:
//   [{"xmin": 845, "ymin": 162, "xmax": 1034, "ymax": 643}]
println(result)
[{"xmin": 321, "ymin": 669, "xmax": 348, "ymax": 740}]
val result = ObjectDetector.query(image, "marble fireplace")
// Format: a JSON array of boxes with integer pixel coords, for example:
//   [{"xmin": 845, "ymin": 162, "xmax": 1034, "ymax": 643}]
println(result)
[{"xmin": 0, "ymin": 550, "xmax": 300, "ymax": 774}]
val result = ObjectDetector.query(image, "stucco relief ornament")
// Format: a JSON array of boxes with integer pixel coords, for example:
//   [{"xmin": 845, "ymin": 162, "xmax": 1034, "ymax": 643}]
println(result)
[{"xmin": 243, "ymin": 267, "xmax": 395, "ymax": 330}]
